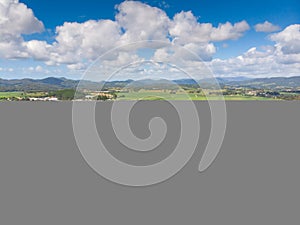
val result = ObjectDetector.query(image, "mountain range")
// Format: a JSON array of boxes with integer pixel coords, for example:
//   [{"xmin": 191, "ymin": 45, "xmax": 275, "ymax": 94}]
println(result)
[{"xmin": 0, "ymin": 76, "xmax": 300, "ymax": 91}]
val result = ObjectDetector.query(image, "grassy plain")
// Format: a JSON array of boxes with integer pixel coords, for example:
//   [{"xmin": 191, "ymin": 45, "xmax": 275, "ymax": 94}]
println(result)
[
  {"xmin": 117, "ymin": 90, "xmax": 273, "ymax": 101},
  {"xmin": 0, "ymin": 90, "xmax": 279, "ymax": 101},
  {"xmin": 0, "ymin": 92, "xmax": 23, "ymax": 98},
  {"xmin": 0, "ymin": 92, "xmax": 47, "ymax": 100}
]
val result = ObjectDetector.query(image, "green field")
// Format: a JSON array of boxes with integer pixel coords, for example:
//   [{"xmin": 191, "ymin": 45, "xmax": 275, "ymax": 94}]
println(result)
[
  {"xmin": 0, "ymin": 92, "xmax": 23, "ymax": 98},
  {"xmin": 0, "ymin": 90, "xmax": 279, "ymax": 101},
  {"xmin": 117, "ymin": 90, "xmax": 273, "ymax": 101},
  {"xmin": 0, "ymin": 92, "xmax": 48, "ymax": 100}
]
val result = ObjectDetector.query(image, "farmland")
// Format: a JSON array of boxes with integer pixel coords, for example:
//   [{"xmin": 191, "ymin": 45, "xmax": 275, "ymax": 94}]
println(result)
[
  {"xmin": 0, "ymin": 92, "xmax": 23, "ymax": 98},
  {"xmin": 116, "ymin": 90, "xmax": 273, "ymax": 101},
  {"xmin": 0, "ymin": 92, "xmax": 49, "ymax": 101}
]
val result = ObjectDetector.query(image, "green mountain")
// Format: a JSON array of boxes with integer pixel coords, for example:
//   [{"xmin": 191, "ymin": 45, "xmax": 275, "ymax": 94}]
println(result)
[{"xmin": 1, "ymin": 76, "xmax": 300, "ymax": 92}]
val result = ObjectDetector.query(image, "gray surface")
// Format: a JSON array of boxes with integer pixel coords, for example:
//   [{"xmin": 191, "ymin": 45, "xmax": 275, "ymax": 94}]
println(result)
[{"xmin": 0, "ymin": 101, "xmax": 299, "ymax": 225}]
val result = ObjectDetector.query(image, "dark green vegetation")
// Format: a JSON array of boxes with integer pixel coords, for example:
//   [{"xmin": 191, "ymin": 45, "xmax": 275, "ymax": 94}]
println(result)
[{"xmin": 49, "ymin": 89, "xmax": 77, "ymax": 100}]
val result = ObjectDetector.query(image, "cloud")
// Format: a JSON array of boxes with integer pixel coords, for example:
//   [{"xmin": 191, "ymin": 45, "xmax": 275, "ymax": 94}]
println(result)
[
  {"xmin": 0, "ymin": 0, "xmax": 44, "ymax": 58},
  {"xmin": 67, "ymin": 63, "xmax": 86, "ymax": 70},
  {"xmin": 169, "ymin": 11, "xmax": 213, "ymax": 43},
  {"xmin": 0, "ymin": 0, "xmax": 44, "ymax": 35},
  {"xmin": 53, "ymin": 20, "xmax": 121, "ymax": 62},
  {"xmin": 0, "ymin": 67, "xmax": 14, "ymax": 72},
  {"xmin": 0, "ymin": 35, "xmax": 28, "ymax": 58},
  {"xmin": 0, "ymin": 0, "xmax": 299, "ymax": 79},
  {"xmin": 116, "ymin": 1, "xmax": 170, "ymax": 43},
  {"xmin": 153, "ymin": 42, "xmax": 216, "ymax": 63},
  {"xmin": 19, "ymin": 1, "xmax": 250, "ymax": 70},
  {"xmin": 170, "ymin": 11, "xmax": 250, "ymax": 44},
  {"xmin": 206, "ymin": 24, "xmax": 300, "ymax": 77},
  {"xmin": 35, "ymin": 65, "xmax": 43, "ymax": 72},
  {"xmin": 0, "ymin": 1, "xmax": 250, "ymax": 71},
  {"xmin": 25, "ymin": 40, "xmax": 51, "ymax": 61},
  {"xmin": 255, "ymin": 21, "xmax": 281, "ymax": 33},
  {"xmin": 210, "ymin": 20, "xmax": 250, "ymax": 41},
  {"xmin": 210, "ymin": 29, "xmax": 300, "ymax": 78},
  {"xmin": 270, "ymin": 24, "xmax": 300, "ymax": 54}
]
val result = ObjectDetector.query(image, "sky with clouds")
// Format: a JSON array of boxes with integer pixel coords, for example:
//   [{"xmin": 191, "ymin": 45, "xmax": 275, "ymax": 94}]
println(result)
[{"xmin": 0, "ymin": 0, "xmax": 299, "ymax": 80}]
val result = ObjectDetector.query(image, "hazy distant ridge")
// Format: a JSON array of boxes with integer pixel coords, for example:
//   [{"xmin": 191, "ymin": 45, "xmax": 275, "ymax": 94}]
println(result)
[{"xmin": 1, "ymin": 76, "xmax": 300, "ymax": 91}]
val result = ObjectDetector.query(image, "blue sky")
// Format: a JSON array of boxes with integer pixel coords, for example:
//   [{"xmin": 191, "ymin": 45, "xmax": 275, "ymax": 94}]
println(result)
[
  {"xmin": 20, "ymin": 0, "xmax": 299, "ymax": 27},
  {"xmin": 0, "ymin": 0, "xmax": 299, "ymax": 79}
]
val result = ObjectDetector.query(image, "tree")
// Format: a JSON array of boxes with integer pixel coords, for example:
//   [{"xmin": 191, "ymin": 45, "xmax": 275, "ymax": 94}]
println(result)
[
  {"xmin": 109, "ymin": 91, "xmax": 117, "ymax": 99},
  {"xmin": 97, "ymin": 95, "xmax": 109, "ymax": 101}
]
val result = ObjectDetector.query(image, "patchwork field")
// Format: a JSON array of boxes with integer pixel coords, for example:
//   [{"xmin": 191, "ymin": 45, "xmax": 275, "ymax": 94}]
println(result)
[
  {"xmin": 117, "ymin": 90, "xmax": 273, "ymax": 101},
  {"xmin": 0, "ymin": 92, "xmax": 48, "ymax": 100},
  {"xmin": 0, "ymin": 92, "xmax": 23, "ymax": 98},
  {"xmin": 0, "ymin": 90, "xmax": 282, "ymax": 101}
]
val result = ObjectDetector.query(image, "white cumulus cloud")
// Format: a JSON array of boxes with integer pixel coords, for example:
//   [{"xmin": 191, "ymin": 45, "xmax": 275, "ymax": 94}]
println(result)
[
  {"xmin": 0, "ymin": 0, "xmax": 44, "ymax": 58},
  {"xmin": 0, "ymin": 0, "xmax": 299, "ymax": 79},
  {"xmin": 24, "ymin": 1, "xmax": 247, "ymax": 70},
  {"xmin": 0, "ymin": 0, "xmax": 251, "ymax": 71},
  {"xmin": 255, "ymin": 21, "xmax": 281, "ymax": 33},
  {"xmin": 170, "ymin": 11, "xmax": 250, "ymax": 44},
  {"xmin": 210, "ymin": 25, "xmax": 300, "ymax": 77},
  {"xmin": 116, "ymin": 1, "xmax": 170, "ymax": 43},
  {"xmin": 270, "ymin": 24, "xmax": 300, "ymax": 55}
]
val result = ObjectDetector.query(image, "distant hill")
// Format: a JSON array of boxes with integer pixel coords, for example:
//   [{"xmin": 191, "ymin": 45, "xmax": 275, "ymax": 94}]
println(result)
[
  {"xmin": 0, "ymin": 77, "xmax": 99, "ymax": 92},
  {"xmin": 219, "ymin": 76, "xmax": 251, "ymax": 82},
  {"xmin": 0, "ymin": 77, "xmax": 77, "ymax": 91},
  {"xmin": 228, "ymin": 76, "xmax": 300, "ymax": 89},
  {"xmin": 1, "ymin": 76, "xmax": 300, "ymax": 91}
]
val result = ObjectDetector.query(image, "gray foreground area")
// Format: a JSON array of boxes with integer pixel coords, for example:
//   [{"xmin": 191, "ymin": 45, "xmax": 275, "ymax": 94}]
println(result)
[{"xmin": 0, "ymin": 102, "xmax": 299, "ymax": 225}]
